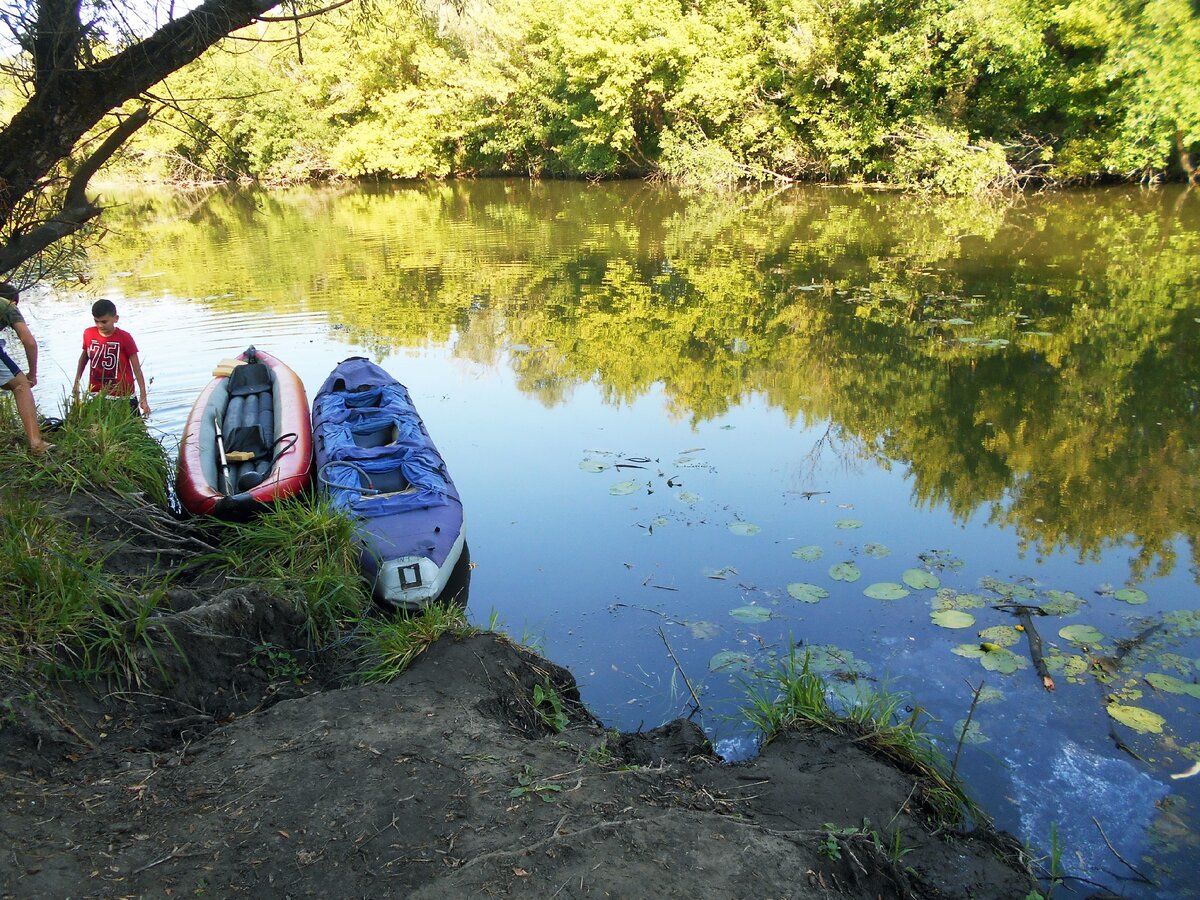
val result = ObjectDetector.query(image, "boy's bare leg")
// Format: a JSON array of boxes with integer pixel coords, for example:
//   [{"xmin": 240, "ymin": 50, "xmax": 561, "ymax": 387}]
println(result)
[{"xmin": 3, "ymin": 373, "xmax": 50, "ymax": 453}]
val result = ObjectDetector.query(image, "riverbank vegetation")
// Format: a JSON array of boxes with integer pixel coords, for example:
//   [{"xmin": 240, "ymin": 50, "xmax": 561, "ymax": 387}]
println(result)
[
  {"xmin": 0, "ymin": 396, "xmax": 468, "ymax": 687},
  {"xmin": 118, "ymin": 0, "xmax": 1200, "ymax": 192}
]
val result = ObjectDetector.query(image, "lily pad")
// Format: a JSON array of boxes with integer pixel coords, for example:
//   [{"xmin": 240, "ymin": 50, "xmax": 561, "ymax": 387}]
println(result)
[
  {"xmin": 800, "ymin": 644, "xmax": 871, "ymax": 677},
  {"xmin": 1114, "ymin": 588, "xmax": 1149, "ymax": 605},
  {"xmin": 792, "ymin": 545, "xmax": 824, "ymax": 562},
  {"xmin": 934, "ymin": 589, "xmax": 986, "ymax": 611},
  {"xmin": 1044, "ymin": 652, "xmax": 1090, "ymax": 679},
  {"xmin": 978, "ymin": 625, "xmax": 1022, "ymax": 648},
  {"xmin": 829, "ymin": 562, "xmax": 861, "ymax": 583},
  {"xmin": 931, "ymin": 609, "xmax": 975, "ymax": 629},
  {"xmin": 709, "ymin": 650, "xmax": 755, "ymax": 673},
  {"xmin": 1106, "ymin": 703, "xmax": 1166, "ymax": 734},
  {"xmin": 980, "ymin": 577, "xmax": 1037, "ymax": 601},
  {"xmin": 981, "ymin": 648, "xmax": 1028, "ymax": 674},
  {"xmin": 1059, "ymin": 624, "xmax": 1103, "ymax": 645},
  {"xmin": 1042, "ymin": 590, "xmax": 1084, "ymax": 615},
  {"xmin": 952, "ymin": 644, "xmax": 986, "ymax": 659},
  {"xmin": 863, "ymin": 543, "xmax": 891, "ymax": 559},
  {"xmin": 1145, "ymin": 673, "xmax": 1200, "ymax": 699},
  {"xmin": 787, "ymin": 583, "xmax": 830, "ymax": 604},
  {"xmin": 976, "ymin": 686, "xmax": 1006, "ymax": 704},
  {"xmin": 579, "ymin": 460, "xmax": 610, "ymax": 473},
  {"xmin": 730, "ymin": 605, "xmax": 772, "ymax": 623},
  {"xmin": 677, "ymin": 491, "xmax": 701, "ymax": 505},
  {"xmin": 609, "ymin": 479, "xmax": 640, "ymax": 496},
  {"xmin": 865, "ymin": 582, "xmax": 910, "ymax": 601},
  {"xmin": 728, "ymin": 522, "xmax": 761, "ymax": 536},
  {"xmin": 835, "ymin": 518, "xmax": 864, "ymax": 530},
  {"xmin": 688, "ymin": 621, "xmax": 720, "ymax": 640},
  {"xmin": 954, "ymin": 719, "xmax": 989, "ymax": 744},
  {"xmin": 903, "ymin": 569, "xmax": 940, "ymax": 590}
]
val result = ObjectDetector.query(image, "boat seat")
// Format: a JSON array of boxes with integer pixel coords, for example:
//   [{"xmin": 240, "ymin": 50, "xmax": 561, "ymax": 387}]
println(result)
[
  {"xmin": 365, "ymin": 468, "xmax": 410, "ymax": 494},
  {"xmin": 352, "ymin": 423, "xmax": 400, "ymax": 449},
  {"xmin": 227, "ymin": 362, "xmax": 272, "ymax": 397}
]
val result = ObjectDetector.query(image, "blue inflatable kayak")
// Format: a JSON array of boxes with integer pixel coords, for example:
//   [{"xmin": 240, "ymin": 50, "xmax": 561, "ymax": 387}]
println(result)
[{"xmin": 312, "ymin": 357, "xmax": 466, "ymax": 608}]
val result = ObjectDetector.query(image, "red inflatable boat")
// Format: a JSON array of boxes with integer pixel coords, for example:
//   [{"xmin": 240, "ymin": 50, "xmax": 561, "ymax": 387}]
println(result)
[{"xmin": 176, "ymin": 347, "xmax": 313, "ymax": 520}]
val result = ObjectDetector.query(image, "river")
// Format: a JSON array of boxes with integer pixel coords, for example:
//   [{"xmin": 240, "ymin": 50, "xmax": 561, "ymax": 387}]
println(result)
[{"xmin": 20, "ymin": 179, "xmax": 1200, "ymax": 895}]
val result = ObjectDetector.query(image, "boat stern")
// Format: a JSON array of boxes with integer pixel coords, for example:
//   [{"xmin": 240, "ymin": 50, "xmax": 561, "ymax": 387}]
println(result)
[{"xmin": 368, "ymin": 527, "xmax": 466, "ymax": 610}]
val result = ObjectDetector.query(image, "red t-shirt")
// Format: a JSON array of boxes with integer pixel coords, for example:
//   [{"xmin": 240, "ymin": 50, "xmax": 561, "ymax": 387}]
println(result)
[{"xmin": 83, "ymin": 326, "xmax": 139, "ymax": 395}]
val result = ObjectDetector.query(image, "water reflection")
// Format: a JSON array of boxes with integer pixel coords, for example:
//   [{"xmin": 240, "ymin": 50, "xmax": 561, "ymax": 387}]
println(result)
[
  {"xmin": 96, "ymin": 180, "xmax": 1200, "ymax": 581},
  {"xmin": 42, "ymin": 180, "xmax": 1198, "ymax": 896}
]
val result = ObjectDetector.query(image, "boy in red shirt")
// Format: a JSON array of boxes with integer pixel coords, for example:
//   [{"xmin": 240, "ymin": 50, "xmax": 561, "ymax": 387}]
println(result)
[{"xmin": 72, "ymin": 299, "xmax": 152, "ymax": 416}]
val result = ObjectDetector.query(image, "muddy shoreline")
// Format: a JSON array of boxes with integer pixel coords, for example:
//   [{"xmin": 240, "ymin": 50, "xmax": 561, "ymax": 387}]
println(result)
[{"xmin": 1, "ymin": 488, "xmax": 1039, "ymax": 898}]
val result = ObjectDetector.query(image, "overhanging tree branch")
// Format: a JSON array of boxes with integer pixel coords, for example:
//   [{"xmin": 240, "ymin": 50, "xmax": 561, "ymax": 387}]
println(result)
[
  {"xmin": 0, "ymin": 0, "xmax": 353, "ymax": 276},
  {"xmin": 0, "ymin": 107, "xmax": 150, "ymax": 275}
]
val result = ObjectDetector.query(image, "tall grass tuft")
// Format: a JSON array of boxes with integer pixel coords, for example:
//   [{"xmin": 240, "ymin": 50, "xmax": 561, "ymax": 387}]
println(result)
[
  {"xmin": 0, "ymin": 494, "xmax": 161, "ymax": 682},
  {"xmin": 356, "ymin": 603, "xmax": 476, "ymax": 684},
  {"xmin": 210, "ymin": 496, "xmax": 370, "ymax": 646},
  {"xmin": 743, "ymin": 644, "xmax": 974, "ymax": 825},
  {"xmin": 0, "ymin": 393, "xmax": 170, "ymax": 504}
]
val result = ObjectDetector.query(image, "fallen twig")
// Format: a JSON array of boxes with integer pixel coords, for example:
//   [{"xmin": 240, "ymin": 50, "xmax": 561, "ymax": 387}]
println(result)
[
  {"xmin": 951, "ymin": 680, "xmax": 984, "ymax": 781},
  {"xmin": 657, "ymin": 626, "xmax": 702, "ymax": 714},
  {"xmin": 1092, "ymin": 816, "xmax": 1156, "ymax": 886}
]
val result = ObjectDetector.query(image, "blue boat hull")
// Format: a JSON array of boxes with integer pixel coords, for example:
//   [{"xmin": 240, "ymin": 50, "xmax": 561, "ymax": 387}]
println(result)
[{"xmin": 312, "ymin": 357, "xmax": 466, "ymax": 608}]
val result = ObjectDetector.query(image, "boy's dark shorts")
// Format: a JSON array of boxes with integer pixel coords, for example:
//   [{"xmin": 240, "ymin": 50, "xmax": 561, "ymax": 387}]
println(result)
[{"xmin": 0, "ymin": 344, "xmax": 21, "ymax": 383}]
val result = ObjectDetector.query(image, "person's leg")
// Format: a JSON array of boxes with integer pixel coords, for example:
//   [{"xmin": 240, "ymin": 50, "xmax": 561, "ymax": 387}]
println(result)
[{"xmin": 1, "ymin": 352, "xmax": 50, "ymax": 452}]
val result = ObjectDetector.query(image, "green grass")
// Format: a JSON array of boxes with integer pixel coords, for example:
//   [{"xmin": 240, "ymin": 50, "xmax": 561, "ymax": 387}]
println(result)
[
  {"xmin": 0, "ymin": 393, "xmax": 170, "ymax": 504},
  {"xmin": 743, "ymin": 645, "xmax": 974, "ymax": 825},
  {"xmin": 208, "ymin": 496, "xmax": 371, "ymax": 646},
  {"xmin": 355, "ymin": 602, "xmax": 476, "ymax": 683},
  {"xmin": 0, "ymin": 494, "xmax": 163, "ymax": 682}
]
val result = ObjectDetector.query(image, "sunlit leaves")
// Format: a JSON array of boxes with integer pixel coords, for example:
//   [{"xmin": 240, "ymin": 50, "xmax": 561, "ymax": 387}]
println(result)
[
  {"xmin": 1145, "ymin": 673, "xmax": 1200, "ymax": 699},
  {"xmin": 1106, "ymin": 703, "xmax": 1166, "ymax": 734},
  {"xmin": 931, "ymin": 609, "xmax": 975, "ymax": 628}
]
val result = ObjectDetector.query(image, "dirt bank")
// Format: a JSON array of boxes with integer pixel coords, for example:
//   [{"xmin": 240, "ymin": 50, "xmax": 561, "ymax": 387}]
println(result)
[{"xmin": 0, "ymin": 487, "xmax": 1038, "ymax": 898}]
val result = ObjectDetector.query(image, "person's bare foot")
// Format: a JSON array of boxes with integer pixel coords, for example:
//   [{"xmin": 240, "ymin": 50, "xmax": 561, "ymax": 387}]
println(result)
[{"xmin": 31, "ymin": 441, "xmax": 54, "ymax": 455}]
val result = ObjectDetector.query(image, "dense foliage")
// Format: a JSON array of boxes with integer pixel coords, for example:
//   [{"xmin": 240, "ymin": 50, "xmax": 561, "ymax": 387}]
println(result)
[{"xmin": 128, "ymin": 0, "xmax": 1200, "ymax": 191}]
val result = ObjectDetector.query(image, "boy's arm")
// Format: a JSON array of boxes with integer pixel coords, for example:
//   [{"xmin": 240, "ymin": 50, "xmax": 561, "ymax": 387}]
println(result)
[
  {"xmin": 12, "ymin": 321, "xmax": 38, "ymax": 386},
  {"xmin": 72, "ymin": 349, "xmax": 89, "ymax": 393},
  {"xmin": 130, "ymin": 353, "xmax": 151, "ymax": 415}
]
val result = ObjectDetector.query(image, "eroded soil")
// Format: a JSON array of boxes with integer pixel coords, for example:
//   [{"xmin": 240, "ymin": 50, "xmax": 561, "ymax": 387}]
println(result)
[{"xmin": 1, "ymin": 488, "xmax": 1038, "ymax": 898}]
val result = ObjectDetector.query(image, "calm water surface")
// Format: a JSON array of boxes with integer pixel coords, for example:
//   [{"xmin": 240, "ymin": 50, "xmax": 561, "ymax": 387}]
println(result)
[{"xmin": 22, "ymin": 181, "xmax": 1200, "ymax": 894}]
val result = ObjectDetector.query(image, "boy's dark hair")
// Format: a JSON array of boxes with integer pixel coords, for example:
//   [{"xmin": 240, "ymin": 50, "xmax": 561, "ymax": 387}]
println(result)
[
  {"xmin": 0, "ymin": 282, "xmax": 18, "ymax": 303},
  {"xmin": 92, "ymin": 298, "xmax": 117, "ymax": 318}
]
